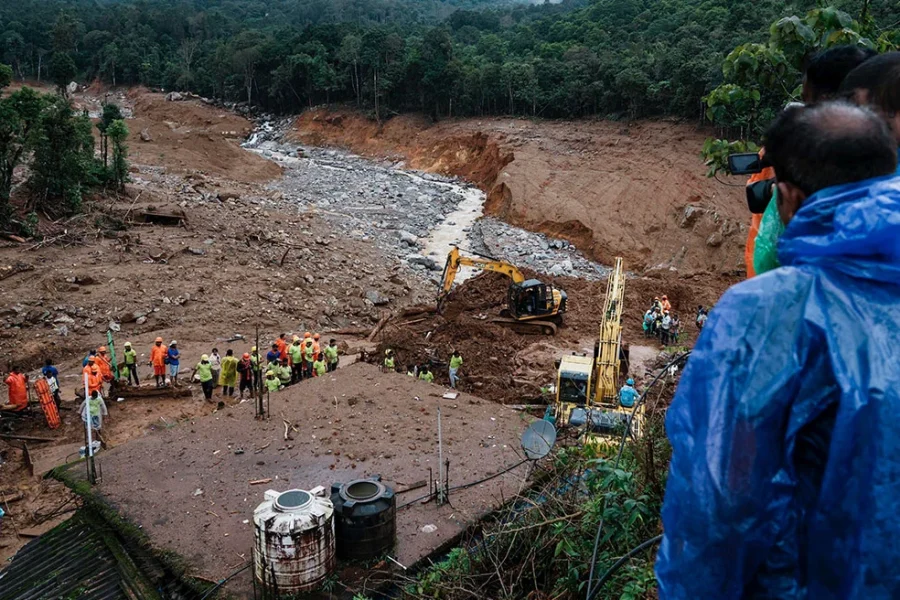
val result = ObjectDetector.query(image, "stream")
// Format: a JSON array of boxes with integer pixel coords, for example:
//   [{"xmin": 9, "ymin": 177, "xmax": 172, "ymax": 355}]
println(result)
[{"xmin": 242, "ymin": 121, "xmax": 608, "ymax": 284}]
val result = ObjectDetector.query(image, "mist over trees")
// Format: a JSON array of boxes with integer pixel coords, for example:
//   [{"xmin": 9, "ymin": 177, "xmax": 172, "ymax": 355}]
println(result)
[{"xmin": 1, "ymin": 0, "xmax": 897, "ymax": 122}]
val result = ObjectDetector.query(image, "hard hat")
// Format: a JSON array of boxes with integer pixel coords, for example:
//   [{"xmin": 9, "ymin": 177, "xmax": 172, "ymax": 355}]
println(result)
[
  {"xmin": 251, "ymin": 346, "xmax": 257, "ymax": 352},
  {"xmin": 155, "ymin": 337, "xmax": 164, "ymax": 343},
  {"xmin": 170, "ymin": 340, "xmax": 177, "ymax": 346},
  {"xmin": 88, "ymin": 357, "xmax": 96, "ymax": 363},
  {"xmin": 292, "ymin": 335, "xmax": 300, "ymax": 342},
  {"xmin": 305, "ymin": 340, "xmax": 312, "ymax": 345},
  {"xmin": 304, "ymin": 332, "xmax": 311, "ymax": 338},
  {"xmin": 653, "ymin": 297, "xmax": 659, "ymax": 300},
  {"xmin": 313, "ymin": 333, "xmax": 320, "ymax": 340},
  {"xmin": 626, "ymin": 378, "xmax": 635, "ymax": 386},
  {"xmin": 385, "ymin": 348, "xmax": 393, "ymax": 355},
  {"xmin": 201, "ymin": 354, "xmax": 209, "ymax": 361},
  {"xmin": 243, "ymin": 353, "xmax": 250, "ymax": 359},
  {"xmin": 266, "ymin": 371, "xmax": 274, "ymax": 377},
  {"xmin": 98, "ymin": 346, "xmax": 107, "ymax": 352},
  {"xmin": 124, "ymin": 342, "xmax": 132, "ymax": 347}
]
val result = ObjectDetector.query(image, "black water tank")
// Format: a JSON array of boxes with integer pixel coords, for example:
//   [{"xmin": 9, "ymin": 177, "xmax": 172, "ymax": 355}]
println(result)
[{"xmin": 330, "ymin": 477, "xmax": 396, "ymax": 560}]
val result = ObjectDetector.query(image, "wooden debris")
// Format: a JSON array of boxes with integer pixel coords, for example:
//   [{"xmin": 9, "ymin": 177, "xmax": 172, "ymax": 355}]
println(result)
[
  {"xmin": 0, "ymin": 263, "xmax": 34, "ymax": 281},
  {"xmin": 249, "ymin": 478, "xmax": 272, "ymax": 486},
  {"xmin": 0, "ymin": 434, "xmax": 59, "ymax": 443},
  {"xmin": 367, "ymin": 313, "xmax": 392, "ymax": 342}
]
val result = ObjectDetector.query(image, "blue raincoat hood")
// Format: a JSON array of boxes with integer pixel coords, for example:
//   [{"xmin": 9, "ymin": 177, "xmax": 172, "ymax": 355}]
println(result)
[{"xmin": 657, "ymin": 175, "xmax": 900, "ymax": 599}]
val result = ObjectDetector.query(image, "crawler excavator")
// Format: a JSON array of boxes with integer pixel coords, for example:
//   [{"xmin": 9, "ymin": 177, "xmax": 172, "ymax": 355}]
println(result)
[
  {"xmin": 437, "ymin": 246, "xmax": 567, "ymax": 335},
  {"xmin": 550, "ymin": 257, "xmax": 641, "ymax": 443}
]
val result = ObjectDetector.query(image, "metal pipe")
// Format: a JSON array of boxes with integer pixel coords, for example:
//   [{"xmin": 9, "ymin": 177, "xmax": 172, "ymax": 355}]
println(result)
[
  {"xmin": 83, "ymin": 373, "xmax": 95, "ymax": 484},
  {"xmin": 437, "ymin": 400, "xmax": 444, "ymax": 504}
]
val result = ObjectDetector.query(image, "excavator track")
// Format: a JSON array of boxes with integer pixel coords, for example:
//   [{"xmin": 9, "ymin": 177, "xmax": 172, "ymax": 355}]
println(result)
[{"xmin": 491, "ymin": 317, "xmax": 558, "ymax": 336}]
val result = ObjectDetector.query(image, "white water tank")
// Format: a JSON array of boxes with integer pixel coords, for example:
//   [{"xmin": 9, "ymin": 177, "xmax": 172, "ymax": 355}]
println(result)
[{"xmin": 252, "ymin": 487, "xmax": 336, "ymax": 592}]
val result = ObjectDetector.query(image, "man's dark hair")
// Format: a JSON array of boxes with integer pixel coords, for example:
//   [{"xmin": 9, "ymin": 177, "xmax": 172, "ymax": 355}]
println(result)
[
  {"xmin": 764, "ymin": 102, "xmax": 897, "ymax": 196},
  {"xmin": 839, "ymin": 51, "xmax": 900, "ymax": 115},
  {"xmin": 804, "ymin": 45, "xmax": 877, "ymax": 101}
]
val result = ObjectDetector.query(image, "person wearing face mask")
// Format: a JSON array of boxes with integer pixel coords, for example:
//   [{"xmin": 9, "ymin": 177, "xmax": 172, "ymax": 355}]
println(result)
[{"xmin": 657, "ymin": 102, "xmax": 900, "ymax": 599}]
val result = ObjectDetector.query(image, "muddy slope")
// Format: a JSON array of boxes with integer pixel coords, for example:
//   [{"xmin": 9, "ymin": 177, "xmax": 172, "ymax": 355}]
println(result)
[{"xmin": 292, "ymin": 109, "xmax": 749, "ymax": 273}]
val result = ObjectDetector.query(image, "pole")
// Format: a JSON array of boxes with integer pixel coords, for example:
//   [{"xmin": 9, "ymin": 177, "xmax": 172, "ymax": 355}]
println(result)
[
  {"xmin": 437, "ymin": 399, "xmax": 444, "ymax": 505},
  {"xmin": 83, "ymin": 373, "xmax": 96, "ymax": 484}
]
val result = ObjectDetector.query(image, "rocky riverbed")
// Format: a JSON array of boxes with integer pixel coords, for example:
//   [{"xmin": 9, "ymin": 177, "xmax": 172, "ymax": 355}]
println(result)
[{"xmin": 244, "ymin": 121, "xmax": 608, "ymax": 282}]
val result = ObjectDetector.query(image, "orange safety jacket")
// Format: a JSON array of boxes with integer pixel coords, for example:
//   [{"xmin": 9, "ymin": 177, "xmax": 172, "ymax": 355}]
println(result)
[{"xmin": 4, "ymin": 373, "xmax": 27, "ymax": 410}]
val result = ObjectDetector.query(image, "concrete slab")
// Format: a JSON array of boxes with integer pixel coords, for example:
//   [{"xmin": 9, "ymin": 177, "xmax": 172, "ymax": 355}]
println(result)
[{"xmin": 75, "ymin": 363, "xmax": 534, "ymax": 593}]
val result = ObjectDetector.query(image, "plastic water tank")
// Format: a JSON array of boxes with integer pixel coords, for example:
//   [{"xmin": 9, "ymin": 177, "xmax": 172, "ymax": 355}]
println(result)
[
  {"xmin": 252, "ymin": 487, "xmax": 336, "ymax": 592},
  {"xmin": 330, "ymin": 477, "xmax": 396, "ymax": 560}
]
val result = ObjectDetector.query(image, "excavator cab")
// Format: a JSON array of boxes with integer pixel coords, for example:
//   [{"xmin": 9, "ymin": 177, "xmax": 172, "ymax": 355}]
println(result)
[{"xmin": 507, "ymin": 280, "xmax": 567, "ymax": 319}]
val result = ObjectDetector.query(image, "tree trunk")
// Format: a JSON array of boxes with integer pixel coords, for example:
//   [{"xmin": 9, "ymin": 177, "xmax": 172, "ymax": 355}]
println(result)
[
  {"xmin": 37, "ymin": 54, "xmax": 42, "ymax": 82},
  {"xmin": 374, "ymin": 69, "xmax": 379, "ymax": 122}
]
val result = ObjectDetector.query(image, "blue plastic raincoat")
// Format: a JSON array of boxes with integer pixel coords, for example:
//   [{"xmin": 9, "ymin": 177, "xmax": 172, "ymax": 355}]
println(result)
[{"xmin": 656, "ymin": 174, "xmax": 900, "ymax": 599}]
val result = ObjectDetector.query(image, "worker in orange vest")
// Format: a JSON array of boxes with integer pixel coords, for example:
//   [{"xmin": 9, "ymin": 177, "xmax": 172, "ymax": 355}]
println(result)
[
  {"xmin": 661, "ymin": 295, "xmax": 672, "ymax": 313},
  {"xmin": 3, "ymin": 366, "xmax": 28, "ymax": 411},
  {"xmin": 96, "ymin": 346, "xmax": 114, "ymax": 382},
  {"xmin": 81, "ymin": 358, "xmax": 103, "ymax": 396},
  {"xmin": 275, "ymin": 333, "xmax": 289, "ymax": 361},
  {"xmin": 149, "ymin": 337, "xmax": 167, "ymax": 387},
  {"xmin": 312, "ymin": 333, "xmax": 321, "ymax": 361}
]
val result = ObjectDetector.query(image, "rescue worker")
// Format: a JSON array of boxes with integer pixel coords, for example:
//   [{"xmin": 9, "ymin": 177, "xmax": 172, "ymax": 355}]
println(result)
[
  {"xmin": 119, "ymin": 360, "xmax": 131, "ymax": 387},
  {"xmin": 219, "ymin": 349, "xmax": 239, "ymax": 397},
  {"xmin": 289, "ymin": 337, "xmax": 304, "ymax": 383},
  {"xmin": 660, "ymin": 311, "xmax": 672, "ymax": 345},
  {"xmin": 312, "ymin": 333, "xmax": 321, "ymax": 361},
  {"xmin": 42, "ymin": 358, "xmax": 61, "ymax": 409},
  {"xmin": 209, "ymin": 348, "xmax": 221, "ymax": 391},
  {"xmin": 237, "ymin": 352, "xmax": 253, "ymax": 399},
  {"xmin": 2, "ymin": 367, "xmax": 27, "ymax": 411},
  {"xmin": 277, "ymin": 358, "xmax": 292, "ymax": 387},
  {"xmin": 96, "ymin": 346, "xmax": 114, "ymax": 382},
  {"xmin": 82, "ymin": 348, "xmax": 97, "ymax": 367},
  {"xmin": 150, "ymin": 337, "xmax": 167, "ymax": 387},
  {"xmin": 266, "ymin": 343, "xmax": 280, "ymax": 365},
  {"xmin": 660, "ymin": 295, "xmax": 672, "ymax": 313},
  {"xmin": 324, "ymin": 339, "xmax": 339, "ymax": 373},
  {"xmin": 123, "ymin": 341, "xmax": 139, "ymax": 385},
  {"xmin": 313, "ymin": 355, "xmax": 327, "ymax": 377},
  {"xmin": 82, "ymin": 358, "xmax": 103, "ymax": 396},
  {"xmin": 79, "ymin": 389, "xmax": 108, "ymax": 446},
  {"xmin": 695, "ymin": 306, "xmax": 708, "ymax": 330},
  {"xmin": 418, "ymin": 365, "xmax": 434, "ymax": 383},
  {"xmin": 657, "ymin": 102, "xmax": 900, "ymax": 598},
  {"xmin": 250, "ymin": 346, "xmax": 262, "ymax": 393},
  {"xmin": 275, "ymin": 333, "xmax": 289, "ymax": 361},
  {"xmin": 618, "ymin": 378, "xmax": 639, "ymax": 408},
  {"xmin": 265, "ymin": 370, "xmax": 281, "ymax": 393},
  {"xmin": 383, "ymin": 349, "xmax": 395, "ymax": 373},
  {"xmin": 191, "ymin": 355, "xmax": 215, "ymax": 401},
  {"xmin": 449, "ymin": 350, "xmax": 463, "ymax": 389},
  {"xmin": 643, "ymin": 308, "xmax": 657, "ymax": 337},
  {"xmin": 302, "ymin": 339, "xmax": 315, "ymax": 379},
  {"xmin": 407, "ymin": 365, "xmax": 417, "ymax": 377},
  {"xmin": 167, "ymin": 341, "xmax": 181, "ymax": 386}
]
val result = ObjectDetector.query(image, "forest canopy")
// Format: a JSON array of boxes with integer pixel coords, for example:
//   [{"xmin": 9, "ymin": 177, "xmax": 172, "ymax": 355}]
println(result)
[{"xmin": 1, "ymin": 0, "xmax": 897, "ymax": 121}]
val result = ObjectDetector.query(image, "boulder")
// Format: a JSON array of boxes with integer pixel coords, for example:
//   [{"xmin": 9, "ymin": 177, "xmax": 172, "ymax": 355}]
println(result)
[
  {"xmin": 398, "ymin": 230, "xmax": 419, "ymax": 246},
  {"xmin": 706, "ymin": 231, "xmax": 724, "ymax": 248},
  {"xmin": 140, "ymin": 128, "xmax": 153, "ymax": 142},
  {"xmin": 365, "ymin": 290, "xmax": 391, "ymax": 306},
  {"xmin": 165, "ymin": 91, "xmax": 184, "ymax": 102}
]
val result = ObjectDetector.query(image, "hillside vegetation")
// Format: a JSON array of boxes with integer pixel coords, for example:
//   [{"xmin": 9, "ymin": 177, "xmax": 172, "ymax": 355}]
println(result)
[{"xmin": 2, "ymin": 0, "xmax": 896, "ymax": 121}]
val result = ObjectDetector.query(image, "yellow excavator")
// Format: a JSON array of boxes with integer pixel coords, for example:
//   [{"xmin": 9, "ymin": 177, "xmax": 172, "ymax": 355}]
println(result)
[
  {"xmin": 551, "ymin": 257, "xmax": 642, "ymax": 442},
  {"xmin": 437, "ymin": 246, "xmax": 568, "ymax": 335}
]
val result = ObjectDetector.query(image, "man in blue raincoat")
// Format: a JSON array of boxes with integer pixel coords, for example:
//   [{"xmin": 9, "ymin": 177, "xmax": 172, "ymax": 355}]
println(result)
[{"xmin": 657, "ymin": 102, "xmax": 900, "ymax": 599}]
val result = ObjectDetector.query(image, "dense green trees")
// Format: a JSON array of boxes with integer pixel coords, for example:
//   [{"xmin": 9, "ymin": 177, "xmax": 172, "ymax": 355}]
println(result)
[
  {"xmin": 0, "ymin": 67, "xmax": 130, "ymax": 230},
  {"xmin": 1, "ymin": 1, "xmax": 897, "ymax": 121}
]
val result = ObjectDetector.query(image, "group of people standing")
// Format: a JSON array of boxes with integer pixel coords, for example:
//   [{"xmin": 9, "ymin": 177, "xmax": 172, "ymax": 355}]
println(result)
[
  {"xmin": 642, "ymin": 295, "xmax": 681, "ymax": 345},
  {"xmin": 383, "ymin": 348, "xmax": 464, "ymax": 389}
]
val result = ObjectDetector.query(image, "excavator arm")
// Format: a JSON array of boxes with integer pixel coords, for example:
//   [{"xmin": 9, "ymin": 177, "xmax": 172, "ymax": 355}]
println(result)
[
  {"xmin": 594, "ymin": 257, "xmax": 625, "ymax": 405},
  {"xmin": 437, "ymin": 246, "xmax": 525, "ymax": 310}
]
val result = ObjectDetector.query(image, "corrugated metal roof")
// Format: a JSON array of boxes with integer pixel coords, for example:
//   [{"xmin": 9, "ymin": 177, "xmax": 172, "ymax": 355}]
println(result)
[{"xmin": 0, "ymin": 514, "xmax": 157, "ymax": 600}]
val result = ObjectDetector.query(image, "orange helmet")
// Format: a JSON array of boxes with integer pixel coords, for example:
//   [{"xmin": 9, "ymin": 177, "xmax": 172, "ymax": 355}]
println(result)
[
  {"xmin": 155, "ymin": 337, "xmax": 164, "ymax": 343},
  {"xmin": 243, "ymin": 352, "xmax": 251, "ymax": 359},
  {"xmin": 313, "ymin": 333, "xmax": 320, "ymax": 340},
  {"xmin": 304, "ymin": 332, "xmax": 311, "ymax": 338},
  {"xmin": 88, "ymin": 357, "xmax": 96, "ymax": 363},
  {"xmin": 98, "ymin": 346, "xmax": 107, "ymax": 352}
]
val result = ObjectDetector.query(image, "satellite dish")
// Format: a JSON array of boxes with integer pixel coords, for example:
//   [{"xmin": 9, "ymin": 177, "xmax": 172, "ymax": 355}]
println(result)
[{"xmin": 521, "ymin": 419, "xmax": 557, "ymax": 461}]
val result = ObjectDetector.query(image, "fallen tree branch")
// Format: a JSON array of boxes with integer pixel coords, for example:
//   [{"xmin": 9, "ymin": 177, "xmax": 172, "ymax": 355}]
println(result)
[
  {"xmin": 367, "ymin": 313, "xmax": 392, "ymax": 342},
  {"xmin": 0, "ymin": 263, "xmax": 34, "ymax": 281}
]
